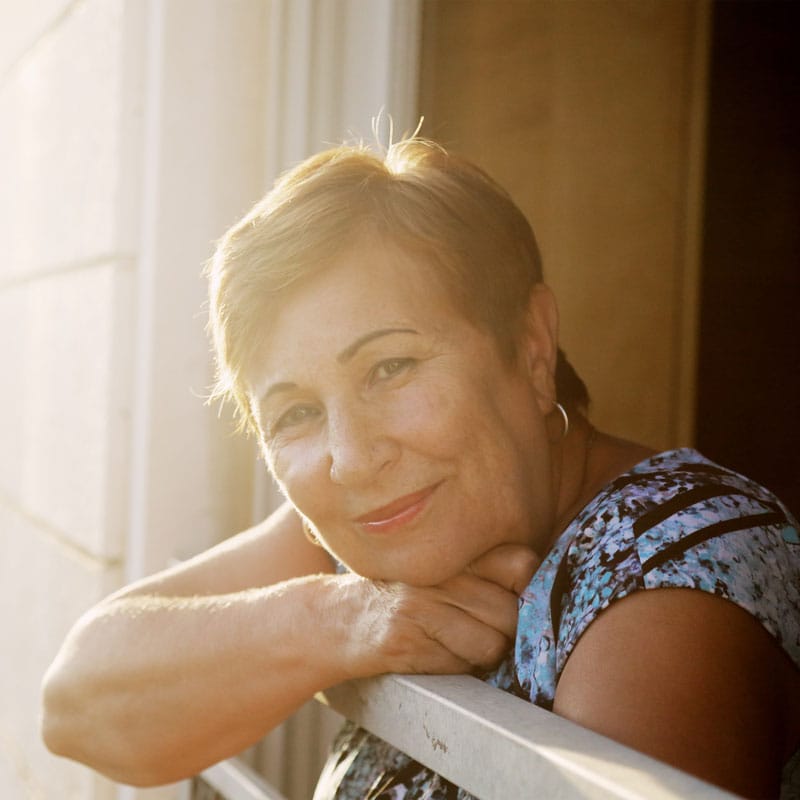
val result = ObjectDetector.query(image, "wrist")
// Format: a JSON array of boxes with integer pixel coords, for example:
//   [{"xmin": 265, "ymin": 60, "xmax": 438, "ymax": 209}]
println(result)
[
  {"xmin": 294, "ymin": 573, "xmax": 369, "ymax": 686},
  {"xmin": 312, "ymin": 573, "xmax": 392, "ymax": 682}
]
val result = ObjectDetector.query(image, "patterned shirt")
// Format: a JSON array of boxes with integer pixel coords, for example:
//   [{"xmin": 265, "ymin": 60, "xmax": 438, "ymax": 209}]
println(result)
[{"xmin": 313, "ymin": 450, "xmax": 800, "ymax": 799}]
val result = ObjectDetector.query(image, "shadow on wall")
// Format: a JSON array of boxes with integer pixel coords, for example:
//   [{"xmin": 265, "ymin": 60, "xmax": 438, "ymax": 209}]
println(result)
[{"xmin": 696, "ymin": 0, "xmax": 800, "ymax": 517}]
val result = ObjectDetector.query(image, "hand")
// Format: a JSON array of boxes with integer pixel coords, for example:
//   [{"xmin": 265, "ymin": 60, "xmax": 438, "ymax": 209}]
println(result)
[
  {"xmin": 336, "ymin": 544, "xmax": 540, "ymax": 678},
  {"xmin": 463, "ymin": 542, "xmax": 541, "ymax": 596}
]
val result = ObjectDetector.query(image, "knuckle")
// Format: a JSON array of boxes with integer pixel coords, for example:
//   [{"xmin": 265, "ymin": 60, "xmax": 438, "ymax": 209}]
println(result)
[
  {"xmin": 512, "ymin": 546, "xmax": 539, "ymax": 572},
  {"xmin": 508, "ymin": 548, "xmax": 539, "ymax": 586}
]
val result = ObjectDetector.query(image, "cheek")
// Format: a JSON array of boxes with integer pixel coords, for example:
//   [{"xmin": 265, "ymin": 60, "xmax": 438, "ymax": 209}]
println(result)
[
  {"xmin": 266, "ymin": 440, "xmax": 328, "ymax": 506},
  {"xmin": 389, "ymin": 380, "xmax": 476, "ymax": 457}
]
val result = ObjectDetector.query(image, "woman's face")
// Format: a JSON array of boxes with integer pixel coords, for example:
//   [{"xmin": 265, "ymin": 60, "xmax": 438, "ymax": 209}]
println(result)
[{"xmin": 248, "ymin": 240, "xmax": 558, "ymax": 585}]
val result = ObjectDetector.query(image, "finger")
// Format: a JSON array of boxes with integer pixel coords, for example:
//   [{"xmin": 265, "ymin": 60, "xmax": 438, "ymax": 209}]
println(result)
[
  {"xmin": 466, "ymin": 543, "xmax": 540, "ymax": 595},
  {"xmin": 424, "ymin": 603, "xmax": 512, "ymax": 670},
  {"xmin": 405, "ymin": 642, "xmax": 474, "ymax": 676},
  {"xmin": 434, "ymin": 573, "xmax": 519, "ymax": 639}
]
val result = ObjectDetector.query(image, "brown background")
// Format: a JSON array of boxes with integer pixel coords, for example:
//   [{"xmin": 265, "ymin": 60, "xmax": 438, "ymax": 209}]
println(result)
[{"xmin": 418, "ymin": 0, "xmax": 799, "ymax": 514}]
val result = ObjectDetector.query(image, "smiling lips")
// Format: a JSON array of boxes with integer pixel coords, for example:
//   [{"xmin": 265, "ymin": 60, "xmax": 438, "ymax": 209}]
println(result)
[{"xmin": 355, "ymin": 482, "xmax": 440, "ymax": 532}]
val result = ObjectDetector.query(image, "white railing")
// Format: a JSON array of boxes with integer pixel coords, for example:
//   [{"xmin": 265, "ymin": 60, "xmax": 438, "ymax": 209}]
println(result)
[
  {"xmin": 192, "ymin": 758, "xmax": 286, "ymax": 800},
  {"xmin": 194, "ymin": 674, "xmax": 738, "ymax": 800}
]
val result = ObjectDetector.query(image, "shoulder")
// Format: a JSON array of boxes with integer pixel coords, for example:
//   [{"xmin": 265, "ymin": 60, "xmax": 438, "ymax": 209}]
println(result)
[
  {"xmin": 549, "ymin": 451, "xmax": 800, "ymax": 796},
  {"xmin": 555, "ymin": 449, "xmax": 800, "ymax": 671},
  {"xmin": 554, "ymin": 585, "xmax": 800, "ymax": 797},
  {"xmin": 511, "ymin": 449, "xmax": 800, "ymax": 793}
]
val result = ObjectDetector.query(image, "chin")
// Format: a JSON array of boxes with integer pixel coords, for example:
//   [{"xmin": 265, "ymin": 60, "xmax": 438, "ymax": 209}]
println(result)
[
  {"xmin": 374, "ymin": 555, "xmax": 467, "ymax": 587},
  {"xmin": 333, "ymin": 549, "xmax": 444, "ymax": 585}
]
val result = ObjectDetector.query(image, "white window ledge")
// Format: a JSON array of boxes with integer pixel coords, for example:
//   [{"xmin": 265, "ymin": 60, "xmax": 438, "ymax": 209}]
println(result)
[
  {"xmin": 318, "ymin": 674, "xmax": 738, "ymax": 800},
  {"xmin": 198, "ymin": 673, "xmax": 739, "ymax": 800}
]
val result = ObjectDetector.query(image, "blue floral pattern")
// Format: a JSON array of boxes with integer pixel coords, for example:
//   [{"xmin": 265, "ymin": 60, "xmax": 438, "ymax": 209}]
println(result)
[{"xmin": 314, "ymin": 450, "xmax": 800, "ymax": 799}]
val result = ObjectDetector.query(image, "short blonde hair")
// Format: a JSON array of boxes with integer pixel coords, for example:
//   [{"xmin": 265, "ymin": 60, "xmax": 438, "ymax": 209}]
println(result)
[{"xmin": 207, "ymin": 138, "xmax": 586, "ymax": 433}]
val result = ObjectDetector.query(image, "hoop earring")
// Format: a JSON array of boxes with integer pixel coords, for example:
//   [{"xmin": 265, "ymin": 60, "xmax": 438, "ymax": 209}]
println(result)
[
  {"xmin": 302, "ymin": 519, "xmax": 321, "ymax": 546},
  {"xmin": 555, "ymin": 402, "xmax": 569, "ymax": 439}
]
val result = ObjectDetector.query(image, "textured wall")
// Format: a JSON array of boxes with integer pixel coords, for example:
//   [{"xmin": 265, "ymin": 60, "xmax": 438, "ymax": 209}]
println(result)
[
  {"xmin": 0, "ymin": 2, "xmax": 135, "ymax": 797},
  {"xmin": 0, "ymin": 1, "xmax": 264, "ymax": 797},
  {"xmin": 420, "ymin": 0, "xmax": 710, "ymax": 449}
]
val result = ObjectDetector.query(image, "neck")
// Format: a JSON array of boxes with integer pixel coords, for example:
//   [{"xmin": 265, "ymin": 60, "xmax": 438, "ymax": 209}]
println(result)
[
  {"xmin": 549, "ymin": 412, "xmax": 597, "ymax": 549},
  {"xmin": 548, "ymin": 420, "xmax": 659, "ymax": 553}
]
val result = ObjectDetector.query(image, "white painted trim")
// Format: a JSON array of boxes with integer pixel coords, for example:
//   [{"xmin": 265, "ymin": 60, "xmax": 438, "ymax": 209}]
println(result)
[
  {"xmin": 187, "ymin": 671, "xmax": 737, "ymax": 800},
  {"xmin": 200, "ymin": 758, "xmax": 287, "ymax": 800},
  {"xmin": 320, "ymin": 674, "xmax": 738, "ymax": 800},
  {"xmin": 386, "ymin": 0, "xmax": 423, "ymax": 133},
  {"xmin": 125, "ymin": 0, "xmax": 164, "ymax": 586},
  {"xmin": 262, "ymin": 0, "xmax": 422, "ymax": 185},
  {"xmin": 120, "ymin": 13, "xmax": 164, "ymax": 800}
]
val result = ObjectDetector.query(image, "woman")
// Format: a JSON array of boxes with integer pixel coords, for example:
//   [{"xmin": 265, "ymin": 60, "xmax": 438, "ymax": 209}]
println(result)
[{"xmin": 42, "ymin": 139, "xmax": 800, "ymax": 798}]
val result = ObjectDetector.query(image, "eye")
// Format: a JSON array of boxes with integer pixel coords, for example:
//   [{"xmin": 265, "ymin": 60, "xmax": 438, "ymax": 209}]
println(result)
[
  {"xmin": 370, "ymin": 357, "xmax": 415, "ymax": 384},
  {"xmin": 273, "ymin": 404, "xmax": 320, "ymax": 433}
]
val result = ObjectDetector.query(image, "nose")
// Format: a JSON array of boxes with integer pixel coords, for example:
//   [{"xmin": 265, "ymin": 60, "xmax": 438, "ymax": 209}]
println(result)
[{"xmin": 326, "ymin": 402, "xmax": 397, "ymax": 486}]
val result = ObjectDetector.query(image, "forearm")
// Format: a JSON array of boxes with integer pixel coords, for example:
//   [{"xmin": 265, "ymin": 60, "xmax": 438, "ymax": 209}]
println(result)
[
  {"xmin": 41, "ymin": 539, "xmax": 537, "ymax": 787},
  {"xmin": 41, "ymin": 575, "xmax": 349, "ymax": 786}
]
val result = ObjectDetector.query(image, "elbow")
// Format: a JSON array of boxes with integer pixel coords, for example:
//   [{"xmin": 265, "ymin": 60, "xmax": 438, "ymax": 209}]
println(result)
[
  {"xmin": 39, "ymin": 668, "xmax": 168, "ymax": 787},
  {"xmin": 40, "ymin": 664, "xmax": 81, "ymax": 761},
  {"xmin": 41, "ymin": 711, "xmax": 170, "ymax": 787},
  {"xmin": 40, "ymin": 711, "xmax": 67, "ymax": 764},
  {"xmin": 40, "ymin": 677, "xmax": 205, "ymax": 788},
  {"xmin": 40, "ymin": 628, "xmax": 104, "ymax": 766},
  {"xmin": 39, "ymin": 671, "xmax": 100, "ymax": 775}
]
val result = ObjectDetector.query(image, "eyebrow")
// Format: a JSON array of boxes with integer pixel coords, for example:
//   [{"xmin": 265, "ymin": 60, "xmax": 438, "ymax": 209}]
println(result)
[
  {"xmin": 336, "ymin": 327, "xmax": 419, "ymax": 364},
  {"xmin": 261, "ymin": 381, "xmax": 297, "ymax": 401},
  {"xmin": 260, "ymin": 328, "xmax": 419, "ymax": 401}
]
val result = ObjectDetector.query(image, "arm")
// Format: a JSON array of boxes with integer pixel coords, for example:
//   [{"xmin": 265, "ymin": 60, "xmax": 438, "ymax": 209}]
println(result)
[
  {"xmin": 41, "ymin": 503, "xmax": 538, "ymax": 786},
  {"xmin": 40, "ymin": 503, "xmax": 337, "ymax": 785},
  {"xmin": 553, "ymin": 588, "xmax": 800, "ymax": 799}
]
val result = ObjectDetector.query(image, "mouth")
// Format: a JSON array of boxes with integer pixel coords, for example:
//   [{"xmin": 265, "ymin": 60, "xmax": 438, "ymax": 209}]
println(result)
[{"xmin": 355, "ymin": 482, "xmax": 441, "ymax": 533}]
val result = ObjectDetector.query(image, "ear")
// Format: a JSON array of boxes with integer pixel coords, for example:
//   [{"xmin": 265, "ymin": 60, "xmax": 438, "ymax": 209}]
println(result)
[{"xmin": 519, "ymin": 284, "xmax": 559, "ymax": 415}]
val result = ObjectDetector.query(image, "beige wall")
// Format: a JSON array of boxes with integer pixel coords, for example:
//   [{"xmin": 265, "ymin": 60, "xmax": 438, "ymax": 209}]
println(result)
[
  {"xmin": 1, "ymin": 2, "xmax": 133, "ymax": 797},
  {"xmin": 0, "ymin": 2, "xmax": 264, "ymax": 798},
  {"xmin": 420, "ymin": 0, "xmax": 710, "ymax": 450},
  {"xmin": 1, "ymin": 2, "xmax": 420, "ymax": 798}
]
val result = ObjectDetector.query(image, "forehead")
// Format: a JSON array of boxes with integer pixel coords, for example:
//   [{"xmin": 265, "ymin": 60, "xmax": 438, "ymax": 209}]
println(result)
[{"xmin": 245, "ymin": 240, "xmax": 467, "ymax": 394}]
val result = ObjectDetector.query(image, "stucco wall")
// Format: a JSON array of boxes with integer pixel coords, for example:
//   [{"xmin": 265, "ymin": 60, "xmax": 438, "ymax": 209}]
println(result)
[
  {"xmin": 0, "ymin": 2, "xmax": 264, "ymax": 797},
  {"xmin": 420, "ymin": 0, "xmax": 710, "ymax": 450},
  {"xmin": 1, "ymin": 2, "xmax": 136, "ymax": 797}
]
